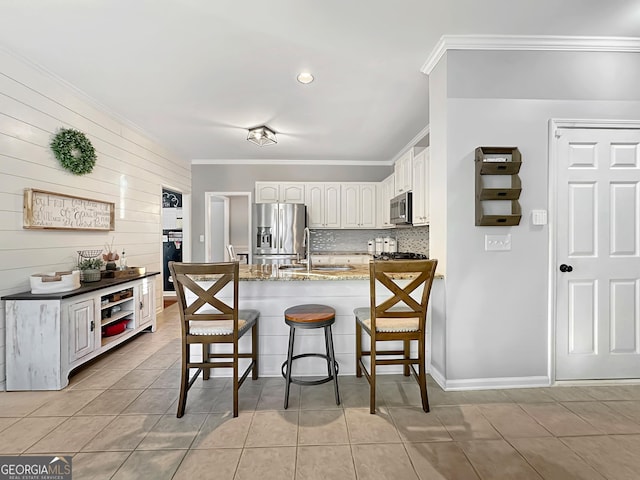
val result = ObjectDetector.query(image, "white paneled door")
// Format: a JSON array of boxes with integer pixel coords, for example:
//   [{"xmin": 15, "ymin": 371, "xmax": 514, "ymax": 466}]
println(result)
[{"xmin": 555, "ymin": 126, "xmax": 640, "ymax": 380}]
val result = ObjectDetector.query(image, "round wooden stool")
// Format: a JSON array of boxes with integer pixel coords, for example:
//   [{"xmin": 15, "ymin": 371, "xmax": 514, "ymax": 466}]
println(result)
[{"xmin": 281, "ymin": 304, "xmax": 340, "ymax": 409}]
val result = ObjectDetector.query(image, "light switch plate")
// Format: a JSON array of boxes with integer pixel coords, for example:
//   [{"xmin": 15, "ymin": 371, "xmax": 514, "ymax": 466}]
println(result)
[
  {"xmin": 531, "ymin": 209, "xmax": 548, "ymax": 225},
  {"xmin": 485, "ymin": 234, "xmax": 511, "ymax": 251}
]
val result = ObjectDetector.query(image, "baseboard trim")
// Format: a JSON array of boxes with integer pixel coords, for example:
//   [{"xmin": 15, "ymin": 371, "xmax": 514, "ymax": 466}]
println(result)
[
  {"xmin": 428, "ymin": 364, "xmax": 447, "ymax": 391},
  {"xmin": 554, "ymin": 378, "xmax": 640, "ymax": 386},
  {"xmin": 430, "ymin": 373, "xmax": 550, "ymax": 391}
]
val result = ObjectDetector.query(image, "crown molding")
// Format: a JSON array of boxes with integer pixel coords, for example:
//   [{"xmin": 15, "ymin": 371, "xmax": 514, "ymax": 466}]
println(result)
[
  {"xmin": 421, "ymin": 35, "xmax": 640, "ymax": 75},
  {"xmin": 390, "ymin": 124, "xmax": 430, "ymax": 164},
  {"xmin": 191, "ymin": 158, "xmax": 394, "ymax": 166}
]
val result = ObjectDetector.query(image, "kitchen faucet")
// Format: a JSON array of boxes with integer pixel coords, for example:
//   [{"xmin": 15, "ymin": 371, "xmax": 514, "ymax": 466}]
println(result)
[{"xmin": 304, "ymin": 227, "xmax": 312, "ymax": 272}]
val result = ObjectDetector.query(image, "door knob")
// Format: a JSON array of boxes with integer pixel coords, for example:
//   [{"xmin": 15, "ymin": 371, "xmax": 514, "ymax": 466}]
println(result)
[{"xmin": 559, "ymin": 264, "xmax": 573, "ymax": 272}]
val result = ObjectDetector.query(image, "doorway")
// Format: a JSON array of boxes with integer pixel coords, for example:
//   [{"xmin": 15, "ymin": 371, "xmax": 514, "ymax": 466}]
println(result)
[
  {"xmin": 161, "ymin": 187, "xmax": 191, "ymax": 308},
  {"xmin": 205, "ymin": 192, "xmax": 252, "ymax": 263},
  {"xmin": 552, "ymin": 120, "xmax": 640, "ymax": 381}
]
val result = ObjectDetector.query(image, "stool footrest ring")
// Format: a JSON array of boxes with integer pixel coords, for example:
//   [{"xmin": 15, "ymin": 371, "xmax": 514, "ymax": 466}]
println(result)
[{"xmin": 281, "ymin": 353, "xmax": 340, "ymax": 386}]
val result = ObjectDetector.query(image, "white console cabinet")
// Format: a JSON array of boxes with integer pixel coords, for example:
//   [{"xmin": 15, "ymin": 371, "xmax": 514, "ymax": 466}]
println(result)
[{"xmin": 3, "ymin": 273, "xmax": 158, "ymax": 391}]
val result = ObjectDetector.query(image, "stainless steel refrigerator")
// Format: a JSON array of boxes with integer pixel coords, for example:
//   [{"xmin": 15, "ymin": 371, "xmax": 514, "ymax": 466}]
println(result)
[{"xmin": 252, "ymin": 203, "xmax": 306, "ymax": 264}]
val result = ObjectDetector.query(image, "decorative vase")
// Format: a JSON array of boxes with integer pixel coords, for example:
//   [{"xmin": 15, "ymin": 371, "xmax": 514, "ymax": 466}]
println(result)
[{"xmin": 106, "ymin": 262, "xmax": 117, "ymax": 271}]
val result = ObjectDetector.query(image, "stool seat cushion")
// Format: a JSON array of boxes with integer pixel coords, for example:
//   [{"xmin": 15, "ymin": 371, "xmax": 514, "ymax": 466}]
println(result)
[
  {"xmin": 189, "ymin": 309, "xmax": 259, "ymax": 336},
  {"xmin": 285, "ymin": 304, "xmax": 335, "ymax": 323},
  {"xmin": 354, "ymin": 307, "xmax": 419, "ymax": 333}
]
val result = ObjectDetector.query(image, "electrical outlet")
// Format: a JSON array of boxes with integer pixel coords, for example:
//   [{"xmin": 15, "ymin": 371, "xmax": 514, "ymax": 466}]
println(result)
[{"xmin": 485, "ymin": 234, "xmax": 511, "ymax": 251}]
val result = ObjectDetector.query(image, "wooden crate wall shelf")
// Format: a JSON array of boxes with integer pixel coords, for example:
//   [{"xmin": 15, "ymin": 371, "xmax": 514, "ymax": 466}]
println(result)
[{"xmin": 475, "ymin": 146, "xmax": 522, "ymax": 226}]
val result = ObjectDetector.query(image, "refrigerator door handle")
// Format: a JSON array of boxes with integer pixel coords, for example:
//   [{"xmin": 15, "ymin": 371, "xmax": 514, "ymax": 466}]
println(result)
[{"xmin": 279, "ymin": 207, "xmax": 284, "ymax": 250}]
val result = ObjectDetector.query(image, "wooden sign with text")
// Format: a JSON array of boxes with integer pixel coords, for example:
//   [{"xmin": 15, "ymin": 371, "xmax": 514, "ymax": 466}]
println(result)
[{"xmin": 23, "ymin": 189, "xmax": 115, "ymax": 231}]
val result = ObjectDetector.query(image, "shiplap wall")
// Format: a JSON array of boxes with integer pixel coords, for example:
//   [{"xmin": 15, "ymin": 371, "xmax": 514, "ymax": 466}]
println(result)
[{"xmin": 0, "ymin": 48, "xmax": 191, "ymax": 389}]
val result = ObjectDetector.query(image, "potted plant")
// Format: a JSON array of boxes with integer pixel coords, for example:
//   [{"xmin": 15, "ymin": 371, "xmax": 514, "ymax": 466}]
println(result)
[{"xmin": 78, "ymin": 257, "xmax": 103, "ymax": 282}]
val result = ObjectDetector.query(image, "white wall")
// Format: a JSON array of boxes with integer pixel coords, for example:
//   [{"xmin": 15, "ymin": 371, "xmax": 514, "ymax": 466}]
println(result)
[
  {"xmin": 229, "ymin": 196, "xmax": 250, "ymax": 252},
  {"xmin": 431, "ymin": 49, "xmax": 640, "ymax": 388},
  {"xmin": 0, "ymin": 48, "xmax": 191, "ymax": 388},
  {"xmin": 428, "ymin": 55, "xmax": 448, "ymax": 377}
]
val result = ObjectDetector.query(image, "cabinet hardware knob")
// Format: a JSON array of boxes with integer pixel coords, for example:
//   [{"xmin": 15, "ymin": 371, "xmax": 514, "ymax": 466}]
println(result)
[
  {"xmin": 140, "ymin": 301, "xmax": 144, "ymax": 310},
  {"xmin": 559, "ymin": 264, "xmax": 573, "ymax": 272},
  {"xmin": 90, "ymin": 320, "xmax": 95, "ymax": 331}
]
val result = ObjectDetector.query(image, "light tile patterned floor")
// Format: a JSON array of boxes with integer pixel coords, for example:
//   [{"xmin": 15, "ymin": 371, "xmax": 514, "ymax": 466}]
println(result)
[{"xmin": 2, "ymin": 304, "xmax": 640, "ymax": 479}]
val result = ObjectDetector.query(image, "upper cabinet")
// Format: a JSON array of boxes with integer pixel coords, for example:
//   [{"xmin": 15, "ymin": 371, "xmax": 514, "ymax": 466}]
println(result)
[
  {"xmin": 377, "ymin": 173, "xmax": 395, "ymax": 228},
  {"xmin": 411, "ymin": 148, "xmax": 430, "ymax": 226},
  {"xmin": 341, "ymin": 183, "xmax": 377, "ymax": 229},
  {"xmin": 255, "ymin": 182, "xmax": 305, "ymax": 203},
  {"xmin": 394, "ymin": 150, "xmax": 413, "ymax": 195},
  {"xmin": 305, "ymin": 183, "xmax": 341, "ymax": 228}
]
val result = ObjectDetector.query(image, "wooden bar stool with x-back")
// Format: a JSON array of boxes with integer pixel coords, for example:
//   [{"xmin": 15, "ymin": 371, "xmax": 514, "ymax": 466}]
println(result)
[
  {"xmin": 355, "ymin": 258, "xmax": 438, "ymax": 414},
  {"xmin": 281, "ymin": 304, "xmax": 340, "ymax": 409}
]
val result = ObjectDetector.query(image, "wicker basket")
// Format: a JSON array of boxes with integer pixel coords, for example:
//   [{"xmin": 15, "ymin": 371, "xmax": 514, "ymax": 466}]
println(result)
[{"xmin": 80, "ymin": 269, "xmax": 101, "ymax": 283}]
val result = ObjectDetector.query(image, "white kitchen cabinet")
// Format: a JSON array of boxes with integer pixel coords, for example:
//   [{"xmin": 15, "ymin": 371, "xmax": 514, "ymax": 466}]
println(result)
[
  {"xmin": 137, "ymin": 276, "xmax": 156, "ymax": 327},
  {"xmin": 341, "ymin": 183, "xmax": 377, "ymax": 228},
  {"xmin": 311, "ymin": 254, "xmax": 372, "ymax": 265},
  {"xmin": 4, "ymin": 274, "xmax": 158, "ymax": 390},
  {"xmin": 68, "ymin": 298, "xmax": 97, "ymax": 363},
  {"xmin": 305, "ymin": 183, "xmax": 341, "ymax": 228},
  {"xmin": 394, "ymin": 150, "xmax": 413, "ymax": 195},
  {"xmin": 339, "ymin": 255, "xmax": 371, "ymax": 265},
  {"xmin": 412, "ymin": 147, "xmax": 430, "ymax": 225},
  {"xmin": 255, "ymin": 182, "xmax": 305, "ymax": 203},
  {"xmin": 377, "ymin": 173, "xmax": 395, "ymax": 228}
]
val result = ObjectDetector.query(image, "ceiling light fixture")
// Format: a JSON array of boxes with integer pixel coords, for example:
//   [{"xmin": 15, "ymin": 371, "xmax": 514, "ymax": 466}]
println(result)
[
  {"xmin": 297, "ymin": 72, "xmax": 314, "ymax": 84},
  {"xmin": 247, "ymin": 125, "xmax": 277, "ymax": 146}
]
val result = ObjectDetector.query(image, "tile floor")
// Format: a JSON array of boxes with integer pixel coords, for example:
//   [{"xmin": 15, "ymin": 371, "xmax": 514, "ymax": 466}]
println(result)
[{"xmin": 2, "ymin": 304, "xmax": 640, "ymax": 479}]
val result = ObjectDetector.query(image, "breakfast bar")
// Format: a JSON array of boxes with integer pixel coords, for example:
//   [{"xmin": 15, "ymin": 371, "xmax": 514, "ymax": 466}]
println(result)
[{"xmin": 198, "ymin": 263, "xmax": 444, "ymax": 378}]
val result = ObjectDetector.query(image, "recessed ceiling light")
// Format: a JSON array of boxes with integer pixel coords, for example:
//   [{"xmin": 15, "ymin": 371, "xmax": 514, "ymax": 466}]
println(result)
[{"xmin": 297, "ymin": 72, "xmax": 314, "ymax": 84}]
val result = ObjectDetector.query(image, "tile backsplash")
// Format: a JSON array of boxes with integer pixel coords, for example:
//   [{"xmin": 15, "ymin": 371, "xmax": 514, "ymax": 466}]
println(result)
[
  {"xmin": 311, "ymin": 226, "xmax": 429, "ymax": 256},
  {"xmin": 394, "ymin": 226, "xmax": 430, "ymax": 256}
]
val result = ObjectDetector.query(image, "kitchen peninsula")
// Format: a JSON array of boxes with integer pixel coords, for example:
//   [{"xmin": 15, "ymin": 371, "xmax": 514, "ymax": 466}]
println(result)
[{"xmin": 197, "ymin": 263, "xmax": 444, "ymax": 379}]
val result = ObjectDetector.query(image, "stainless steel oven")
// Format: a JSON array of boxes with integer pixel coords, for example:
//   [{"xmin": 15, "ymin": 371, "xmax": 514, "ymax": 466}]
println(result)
[{"xmin": 390, "ymin": 191, "xmax": 412, "ymax": 225}]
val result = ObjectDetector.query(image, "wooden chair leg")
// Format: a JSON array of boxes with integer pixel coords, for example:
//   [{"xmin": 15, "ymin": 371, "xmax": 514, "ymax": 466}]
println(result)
[
  {"xmin": 233, "ymin": 344, "xmax": 239, "ymax": 417},
  {"xmin": 370, "ymin": 339, "xmax": 376, "ymax": 414},
  {"xmin": 252, "ymin": 322, "xmax": 259, "ymax": 380},
  {"xmin": 177, "ymin": 343, "xmax": 189, "ymax": 418},
  {"xmin": 418, "ymin": 336, "xmax": 429, "ymax": 412},
  {"xmin": 202, "ymin": 343, "xmax": 210, "ymax": 380},
  {"xmin": 403, "ymin": 339, "xmax": 410, "ymax": 376},
  {"xmin": 355, "ymin": 321, "xmax": 362, "ymax": 377}
]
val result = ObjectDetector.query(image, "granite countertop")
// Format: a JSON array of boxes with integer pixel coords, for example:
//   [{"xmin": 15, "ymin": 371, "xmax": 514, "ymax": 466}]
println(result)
[
  {"xmin": 235, "ymin": 264, "xmax": 442, "ymax": 281},
  {"xmin": 239, "ymin": 264, "xmax": 370, "ymax": 281}
]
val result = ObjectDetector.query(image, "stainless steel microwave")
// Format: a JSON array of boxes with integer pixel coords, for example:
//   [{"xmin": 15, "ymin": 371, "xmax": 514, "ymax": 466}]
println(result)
[{"xmin": 390, "ymin": 191, "xmax": 412, "ymax": 225}]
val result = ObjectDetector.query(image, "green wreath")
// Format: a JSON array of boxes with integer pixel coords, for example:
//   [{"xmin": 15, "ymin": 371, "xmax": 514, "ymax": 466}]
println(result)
[{"xmin": 50, "ymin": 128, "xmax": 97, "ymax": 175}]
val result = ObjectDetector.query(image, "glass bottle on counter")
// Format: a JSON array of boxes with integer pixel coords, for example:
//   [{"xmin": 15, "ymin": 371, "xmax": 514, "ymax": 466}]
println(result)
[{"xmin": 120, "ymin": 250, "xmax": 127, "ymax": 270}]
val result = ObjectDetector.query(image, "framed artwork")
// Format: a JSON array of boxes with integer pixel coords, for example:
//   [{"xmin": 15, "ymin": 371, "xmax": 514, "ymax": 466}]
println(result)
[{"xmin": 23, "ymin": 189, "xmax": 115, "ymax": 231}]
